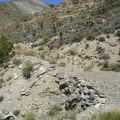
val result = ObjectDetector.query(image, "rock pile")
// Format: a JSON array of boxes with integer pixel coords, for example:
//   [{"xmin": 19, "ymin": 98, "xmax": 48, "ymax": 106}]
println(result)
[
  {"xmin": 0, "ymin": 109, "xmax": 16, "ymax": 120},
  {"xmin": 55, "ymin": 73, "xmax": 105, "ymax": 113}
]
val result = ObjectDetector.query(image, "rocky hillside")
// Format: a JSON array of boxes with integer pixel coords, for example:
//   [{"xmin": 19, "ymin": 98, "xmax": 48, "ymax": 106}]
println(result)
[{"xmin": 0, "ymin": 0, "xmax": 50, "ymax": 26}]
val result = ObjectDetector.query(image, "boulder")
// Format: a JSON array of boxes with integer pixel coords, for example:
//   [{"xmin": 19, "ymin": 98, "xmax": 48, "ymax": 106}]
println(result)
[
  {"xmin": 59, "ymin": 80, "xmax": 67, "ymax": 90},
  {"xmin": 12, "ymin": 73, "xmax": 18, "ymax": 80},
  {"xmin": 56, "ymin": 72, "xmax": 65, "ymax": 79},
  {"xmin": 0, "ymin": 109, "xmax": 16, "ymax": 120},
  {"xmin": 37, "ymin": 66, "xmax": 46, "ymax": 76}
]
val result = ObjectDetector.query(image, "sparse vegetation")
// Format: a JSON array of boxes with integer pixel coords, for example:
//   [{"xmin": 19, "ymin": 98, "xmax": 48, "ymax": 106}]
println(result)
[
  {"xmin": 39, "ymin": 36, "xmax": 50, "ymax": 46},
  {"xmin": 59, "ymin": 62, "xmax": 66, "ymax": 67},
  {"xmin": 60, "ymin": 110, "xmax": 76, "ymax": 120},
  {"xmin": 48, "ymin": 104, "xmax": 62, "ymax": 116},
  {"xmin": 22, "ymin": 60, "xmax": 33, "ymax": 79},
  {"xmin": 92, "ymin": 110, "xmax": 120, "ymax": 120},
  {"xmin": 49, "ymin": 58, "xmax": 57, "ymax": 64},
  {"xmin": 0, "ymin": 35, "xmax": 14, "ymax": 64},
  {"xmin": 24, "ymin": 112, "xmax": 35, "ymax": 120},
  {"xmin": 70, "ymin": 33, "xmax": 84, "ymax": 43}
]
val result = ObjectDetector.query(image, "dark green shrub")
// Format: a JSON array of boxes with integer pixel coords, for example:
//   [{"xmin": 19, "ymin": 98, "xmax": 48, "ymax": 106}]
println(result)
[
  {"xmin": 99, "ymin": 37, "xmax": 106, "ymax": 42},
  {"xmin": 86, "ymin": 34, "xmax": 96, "ymax": 41},
  {"xmin": 0, "ymin": 36, "xmax": 14, "ymax": 63},
  {"xmin": 0, "ymin": 83, "xmax": 3, "ymax": 89},
  {"xmin": 114, "ymin": 30, "xmax": 120, "ymax": 37},
  {"xmin": 106, "ymin": 34, "xmax": 110, "ymax": 38},
  {"xmin": 71, "ymin": 33, "xmax": 84, "ymax": 43},
  {"xmin": 13, "ymin": 110, "xmax": 20, "ymax": 116},
  {"xmin": 22, "ymin": 61, "xmax": 33, "ymax": 79}
]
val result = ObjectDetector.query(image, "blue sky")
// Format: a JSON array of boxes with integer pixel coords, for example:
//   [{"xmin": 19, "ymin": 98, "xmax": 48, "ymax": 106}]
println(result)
[{"xmin": 0, "ymin": 0, "xmax": 64, "ymax": 5}]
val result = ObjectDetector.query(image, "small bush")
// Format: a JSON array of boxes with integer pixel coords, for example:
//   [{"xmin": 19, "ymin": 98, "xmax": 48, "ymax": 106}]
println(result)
[
  {"xmin": 96, "ymin": 46, "xmax": 105, "ymax": 54},
  {"xmin": 86, "ymin": 34, "xmax": 96, "ymax": 41},
  {"xmin": 0, "ymin": 35, "xmax": 14, "ymax": 63},
  {"xmin": 70, "ymin": 33, "xmax": 84, "ymax": 43},
  {"xmin": 22, "ymin": 61, "xmax": 33, "ymax": 79},
  {"xmin": 114, "ymin": 30, "xmax": 120, "ymax": 37},
  {"xmin": 59, "ymin": 62, "xmax": 66, "ymax": 67},
  {"xmin": 49, "ymin": 59, "xmax": 57, "ymax": 64},
  {"xmin": 109, "ymin": 63, "xmax": 120, "ymax": 72},
  {"xmin": 85, "ymin": 43, "xmax": 89, "ymax": 49},
  {"xmin": 106, "ymin": 34, "xmax": 110, "ymax": 38},
  {"xmin": 24, "ymin": 112, "xmax": 35, "ymax": 120},
  {"xmin": 67, "ymin": 49, "xmax": 78, "ymax": 56},
  {"xmin": 39, "ymin": 36, "xmax": 50, "ymax": 46},
  {"xmin": 48, "ymin": 104, "xmax": 62, "ymax": 116},
  {"xmin": 99, "ymin": 37, "xmax": 106, "ymax": 42},
  {"xmin": 13, "ymin": 59, "xmax": 21, "ymax": 66},
  {"xmin": 0, "ymin": 83, "xmax": 3, "ymax": 89},
  {"xmin": 13, "ymin": 110, "xmax": 20, "ymax": 116},
  {"xmin": 92, "ymin": 110, "xmax": 120, "ymax": 120},
  {"xmin": 60, "ymin": 110, "xmax": 76, "ymax": 120},
  {"xmin": 99, "ymin": 53, "xmax": 110, "ymax": 60}
]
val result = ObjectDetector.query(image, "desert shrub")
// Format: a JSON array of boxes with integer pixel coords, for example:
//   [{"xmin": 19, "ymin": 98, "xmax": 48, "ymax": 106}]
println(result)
[
  {"xmin": 99, "ymin": 37, "xmax": 106, "ymax": 42},
  {"xmin": 24, "ymin": 112, "xmax": 35, "ymax": 120},
  {"xmin": 39, "ymin": 36, "xmax": 50, "ymax": 46},
  {"xmin": 114, "ymin": 30, "xmax": 120, "ymax": 37},
  {"xmin": 85, "ymin": 43, "xmax": 89, "ymax": 49},
  {"xmin": 106, "ymin": 34, "xmax": 110, "ymax": 38},
  {"xmin": 71, "ymin": 0, "xmax": 79, "ymax": 4},
  {"xmin": 92, "ymin": 110, "xmax": 120, "ymax": 120},
  {"xmin": 55, "ymin": 53, "xmax": 60, "ymax": 60},
  {"xmin": 13, "ymin": 110, "xmax": 20, "ymax": 116},
  {"xmin": 67, "ymin": 48, "xmax": 78, "ymax": 56},
  {"xmin": 0, "ymin": 83, "xmax": 3, "ymax": 89},
  {"xmin": 59, "ymin": 62, "xmax": 66, "ymax": 67},
  {"xmin": 96, "ymin": 46, "xmax": 105, "ymax": 54},
  {"xmin": 91, "ymin": 5, "xmax": 107, "ymax": 16},
  {"xmin": 22, "ymin": 61, "xmax": 33, "ymax": 79},
  {"xmin": 99, "ymin": 53, "xmax": 110, "ymax": 60},
  {"xmin": 70, "ymin": 33, "xmax": 84, "ymax": 43},
  {"xmin": 13, "ymin": 59, "xmax": 21, "ymax": 66},
  {"xmin": 101, "ymin": 63, "xmax": 120, "ymax": 72},
  {"xmin": 109, "ymin": 63, "xmax": 120, "ymax": 72},
  {"xmin": 84, "ymin": 64, "xmax": 94, "ymax": 72},
  {"xmin": 49, "ymin": 59, "xmax": 57, "ymax": 64},
  {"xmin": 60, "ymin": 110, "xmax": 76, "ymax": 120},
  {"xmin": 0, "ymin": 35, "xmax": 14, "ymax": 63},
  {"xmin": 31, "ymin": 44, "xmax": 37, "ymax": 48},
  {"xmin": 48, "ymin": 104, "xmax": 62, "ymax": 116},
  {"xmin": 3, "ymin": 63, "xmax": 9, "ymax": 69},
  {"xmin": 86, "ymin": 34, "xmax": 96, "ymax": 41},
  {"xmin": 0, "ymin": 95, "xmax": 4, "ymax": 102}
]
